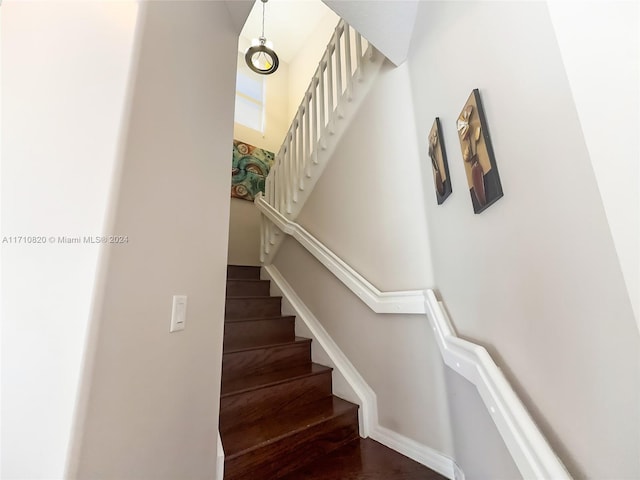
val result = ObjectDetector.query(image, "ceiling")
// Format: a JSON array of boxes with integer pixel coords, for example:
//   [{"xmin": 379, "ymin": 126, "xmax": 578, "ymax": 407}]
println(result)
[{"xmin": 240, "ymin": 0, "xmax": 337, "ymax": 63}]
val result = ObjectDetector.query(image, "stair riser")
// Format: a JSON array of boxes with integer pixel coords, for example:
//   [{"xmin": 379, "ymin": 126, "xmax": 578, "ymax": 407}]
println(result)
[
  {"xmin": 227, "ymin": 265, "xmax": 261, "ymax": 279},
  {"xmin": 224, "ymin": 408, "xmax": 359, "ymax": 480},
  {"xmin": 224, "ymin": 317, "xmax": 295, "ymax": 346},
  {"xmin": 222, "ymin": 342, "xmax": 311, "ymax": 379},
  {"xmin": 220, "ymin": 372, "xmax": 332, "ymax": 434},
  {"xmin": 225, "ymin": 297, "xmax": 282, "ymax": 319},
  {"xmin": 226, "ymin": 280, "xmax": 270, "ymax": 297}
]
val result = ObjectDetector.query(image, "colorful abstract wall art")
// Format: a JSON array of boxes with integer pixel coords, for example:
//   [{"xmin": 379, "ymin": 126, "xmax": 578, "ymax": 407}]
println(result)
[
  {"xmin": 428, "ymin": 117, "xmax": 452, "ymax": 204},
  {"xmin": 231, "ymin": 140, "xmax": 275, "ymax": 202},
  {"xmin": 456, "ymin": 89, "xmax": 503, "ymax": 213}
]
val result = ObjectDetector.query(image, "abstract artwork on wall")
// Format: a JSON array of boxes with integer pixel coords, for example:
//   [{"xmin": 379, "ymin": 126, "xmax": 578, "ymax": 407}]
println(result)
[
  {"xmin": 456, "ymin": 89, "xmax": 503, "ymax": 213},
  {"xmin": 428, "ymin": 117, "xmax": 452, "ymax": 204},
  {"xmin": 231, "ymin": 140, "xmax": 275, "ymax": 202}
]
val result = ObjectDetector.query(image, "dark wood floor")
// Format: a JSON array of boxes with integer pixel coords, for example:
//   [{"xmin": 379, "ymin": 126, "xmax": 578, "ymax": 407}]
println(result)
[{"xmin": 278, "ymin": 438, "xmax": 448, "ymax": 480}]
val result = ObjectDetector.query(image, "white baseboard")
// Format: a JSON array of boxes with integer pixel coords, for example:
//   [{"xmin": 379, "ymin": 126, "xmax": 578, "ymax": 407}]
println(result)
[
  {"xmin": 262, "ymin": 263, "xmax": 456, "ymax": 478},
  {"xmin": 263, "ymin": 264, "xmax": 378, "ymax": 437},
  {"xmin": 370, "ymin": 425, "xmax": 456, "ymax": 480},
  {"xmin": 216, "ymin": 431, "xmax": 224, "ymax": 480},
  {"xmin": 257, "ymin": 210, "xmax": 572, "ymax": 479}
]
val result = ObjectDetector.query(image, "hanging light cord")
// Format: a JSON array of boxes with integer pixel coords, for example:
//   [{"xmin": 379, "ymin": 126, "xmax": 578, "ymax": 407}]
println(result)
[
  {"xmin": 261, "ymin": 0, "xmax": 265, "ymax": 40},
  {"xmin": 245, "ymin": 0, "xmax": 279, "ymax": 74}
]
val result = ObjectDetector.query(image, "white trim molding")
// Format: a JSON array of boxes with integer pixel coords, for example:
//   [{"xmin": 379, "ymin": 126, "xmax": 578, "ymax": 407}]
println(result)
[
  {"xmin": 216, "ymin": 430, "xmax": 224, "ymax": 480},
  {"xmin": 258, "ymin": 212, "xmax": 572, "ymax": 480},
  {"xmin": 262, "ymin": 263, "xmax": 457, "ymax": 479},
  {"xmin": 263, "ymin": 264, "xmax": 378, "ymax": 438},
  {"xmin": 424, "ymin": 291, "xmax": 571, "ymax": 480},
  {"xmin": 369, "ymin": 424, "xmax": 457, "ymax": 479},
  {"xmin": 256, "ymin": 196, "xmax": 426, "ymax": 314}
]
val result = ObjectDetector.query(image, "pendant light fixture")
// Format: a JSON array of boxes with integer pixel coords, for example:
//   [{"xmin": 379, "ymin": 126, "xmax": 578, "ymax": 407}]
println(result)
[{"xmin": 245, "ymin": 0, "xmax": 279, "ymax": 75}]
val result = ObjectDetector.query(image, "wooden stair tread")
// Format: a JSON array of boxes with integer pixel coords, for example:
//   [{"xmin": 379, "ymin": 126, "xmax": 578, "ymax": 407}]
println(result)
[
  {"xmin": 223, "ymin": 336, "xmax": 310, "ymax": 353},
  {"xmin": 226, "ymin": 278, "xmax": 267, "ymax": 283},
  {"xmin": 279, "ymin": 438, "xmax": 448, "ymax": 480},
  {"xmin": 221, "ymin": 363, "xmax": 332, "ymax": 397},
  {"xmin": 224, "ymin": 314, "xmax": 294, "ymax": 324},
  {"xmin": 222, "ymin": 396, "xmax": 358, "ymax": 459},
  {"xmin": 225, "ymin": 295, "xmax": 281, "ymax": 300}
]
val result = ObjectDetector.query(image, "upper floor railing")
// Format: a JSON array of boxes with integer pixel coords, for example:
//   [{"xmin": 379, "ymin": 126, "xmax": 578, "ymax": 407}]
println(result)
[{"xmin": 259, "ymin": 19, "xmax": 382, "ymax": 263}]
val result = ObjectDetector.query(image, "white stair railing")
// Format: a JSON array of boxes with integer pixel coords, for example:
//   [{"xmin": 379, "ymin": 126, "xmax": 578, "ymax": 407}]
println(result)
[{"xmin": 258, "ymin": 19, "xmax": 384, "ymax": 263}]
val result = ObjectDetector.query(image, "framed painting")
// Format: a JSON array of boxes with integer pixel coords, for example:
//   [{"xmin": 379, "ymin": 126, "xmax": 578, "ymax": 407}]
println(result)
[
  {"xmin": 231, "ymin": 140, "xmax": 275, "ymax": 201},
  {"xmin": 428, "ymin": 117, "xmax": 452, "ymax": 204},
  {"xmin": 456, "ymin": 89, "xmax": 503, "ymax": 213}
]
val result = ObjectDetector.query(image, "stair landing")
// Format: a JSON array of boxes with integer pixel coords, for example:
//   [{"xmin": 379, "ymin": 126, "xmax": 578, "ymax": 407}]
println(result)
[{"xmin": 280, "ymin": 438, "xmax": 448, "ymax": 480}]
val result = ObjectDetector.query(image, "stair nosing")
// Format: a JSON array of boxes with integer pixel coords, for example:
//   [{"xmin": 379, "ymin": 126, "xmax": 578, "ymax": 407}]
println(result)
[
  {"xmin": 226, "ymin": 279, "xmax": 269, "ymax": 283},
  {"xmin": 225, "ymin": 295, "xmax": 281, "ymax": 300},
  {"xmin": 223, "ymin": 336, "xmax": 311, "ymax": 354},
  {"xmin": 221, "ymin": 363, "xmax": 332, "ymax": 398},
  {"xmin": 223, "ymin": 398, "xmax": 358, "ymax": 460},
  {"xmin": 224, "ymin": 315, "xmax": 295, "ymax": 324}
]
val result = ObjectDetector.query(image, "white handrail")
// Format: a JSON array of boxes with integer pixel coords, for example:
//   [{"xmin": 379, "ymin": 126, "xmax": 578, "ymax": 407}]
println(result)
[{"xmin": 255, "ymin": 196, "xmax": 572, "ymax": 480}]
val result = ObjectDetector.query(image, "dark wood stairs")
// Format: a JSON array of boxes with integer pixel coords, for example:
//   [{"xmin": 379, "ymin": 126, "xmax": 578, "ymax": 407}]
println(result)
[{"xmin": 221, "ymin": 265, "xmax": 447, "ymax": 480}]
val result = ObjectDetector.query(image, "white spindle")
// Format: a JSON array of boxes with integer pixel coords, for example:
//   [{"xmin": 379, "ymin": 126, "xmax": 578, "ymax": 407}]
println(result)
[
  {"xmin": 311, "ymin": 80, "xmax": 319, "ymax": 164},
  {"xmin": 327, "ymin": 43, "xmax": 335, "ymax": 134},
  {"xmin": 356, "ymin": 32, "xmax": 363, "ymax": 81},
  {"xmin": 297, "ymin": 109, "xmax": 305, "ymax": 190},
  {"xmin": 284, "ymin": 142, "xmax": 293, "ymax": 213},
  {"xmin": 305, "ymin": 92, "xmax": 312, "ymax": 178},
  {"xmin": 335, "ymin": 27, "xmax": 343, "ymax": 118},
  {"xmin": 318, "ymin": 62, "xmax": 327, "ymax": 149},
  {"xmin": 260, "ymin": 214, "xmax": 267, "ymax": 259},
  {"xmin": 291, "ymin": 123, "xmax": 298, "ymax": 203},
  {"xmin": 344, "ymin": 24, "xmax": 353, "ymax": 100},
  {"xmin": 272, "ymin": 162, "xmax": 278, "ymax": 213}
]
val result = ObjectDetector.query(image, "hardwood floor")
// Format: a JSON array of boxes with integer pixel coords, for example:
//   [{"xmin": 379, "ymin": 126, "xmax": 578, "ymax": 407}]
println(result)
[
  {"xmin": 279, "ymin": 438, "xmax": 448, "ymax": 480},
  {"xmin": 221, "ymin": 265, "xmax": 448, "ymax": 479}
]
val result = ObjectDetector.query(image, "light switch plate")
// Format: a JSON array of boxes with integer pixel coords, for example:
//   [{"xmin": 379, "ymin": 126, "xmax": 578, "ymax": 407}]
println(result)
[{"xmin": 170, "ymin": 295, "xmax": 187, "ymax": 332}]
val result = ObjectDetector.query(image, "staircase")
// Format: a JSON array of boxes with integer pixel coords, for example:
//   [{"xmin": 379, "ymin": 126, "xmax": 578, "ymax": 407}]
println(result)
[
  {"xmin": 257, "ymin": 19, "xmax": 385, "ymax": 264},
  {"xmin": 220, "ymin": 265, "xmax": 448, "ymax": 479},
  {"xmin": 221, "ymin": 264, "xmax": 359, "ymax": 479}
]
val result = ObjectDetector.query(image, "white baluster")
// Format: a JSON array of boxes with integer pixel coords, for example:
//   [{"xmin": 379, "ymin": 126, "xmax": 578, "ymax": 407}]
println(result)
[
  {"xmin": 318, "ymin": 62, "xmax": 327, "ymax": 149},
  {"xmin": 356, "ymin": 32, "xmax": 363, "ymax": 81},
  {"xmin": 260, "ymin": 214, "xmax": 266, "ymax": 260},
  {"xmin": 344, "ymin": 23, "xmax": 353, "ymax": 101},
  {"xmin": 304, "ymin": 92, "xmax": 312, "ymax": 178},
  {"xmin": 285, "ymin": 141, "xmax": 292, "ymax": 214},
  {"xmin": 335, "ymin": 26, "xmax": 344, "ymax": 118},
  {"xmin": 311, "ymin": 79, "xmax": 319, "ymax": 164},
  {"xmin": 327, "ymin": 41, "xmax": 335, "ymax": 135},
  {"xmin": 272, "ymin": 162, "xmax": 279, "ymax": 213},
  {"xmin": 291, "ymin": 122, "xmax": 298, "ymax": 203},
  {"xmin": 297, "ymin": 108, "xmax": 305, "ymax": 191}
]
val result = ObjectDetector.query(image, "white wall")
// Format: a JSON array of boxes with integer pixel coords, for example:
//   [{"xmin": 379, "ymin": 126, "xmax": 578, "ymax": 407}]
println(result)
[
  {"xmin": 229, "ymin": 42, "xmax": 291, "ymax": 266},
  {"xmin": 322, "ymin": 0, "xmax": 418, "ymax": 67},
  {"xmin": 273, "ymin": 238, "xmax": 452, "ymax": 454},
  {"xmin": 273, "ymin": 61, "xmax": 452, "ymax": 453},
  {"xmin": 228, "ymin": 199, "xmax": 262, "ymax": 266},
  {"xmin": 235, "ymin": 39, "xmax": 291, "ymax": 154},
  {"xmin": 297, "ymin": 61, "xmax": 435, "ymax": 291},
  {"xmin": 546, "ymin": 0, "xmax": 639, "ymax": 325},
  {"xmin": 1, "ymin": 3, "xmax": 139, "ymax": 478},
  {"xmin": 287, "ymin": 8, "xmax": 339, "ymax": 123},
  {"xmin": 407, "ymin": 2, "xmax": 639, "ymax": 478},
  {"xmin": 67, "ymin": 2, "xmax": 238, "ymax": 478}
]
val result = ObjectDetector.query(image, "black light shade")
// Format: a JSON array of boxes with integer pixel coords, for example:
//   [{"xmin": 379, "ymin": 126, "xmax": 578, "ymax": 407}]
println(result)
[
  {"xmin": 245, "ymin": 41, "xmax": 279, "ymax": 75},
  {"xmin": 245, "ymin": 0, "xmax": 279, "ymax": 75}
]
